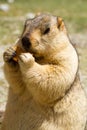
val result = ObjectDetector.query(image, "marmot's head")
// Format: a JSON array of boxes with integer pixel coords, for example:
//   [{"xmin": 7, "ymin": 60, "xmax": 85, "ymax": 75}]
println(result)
[{"xmin": 20, "ymin": 14, "xmax": 68, "ymax": 59}]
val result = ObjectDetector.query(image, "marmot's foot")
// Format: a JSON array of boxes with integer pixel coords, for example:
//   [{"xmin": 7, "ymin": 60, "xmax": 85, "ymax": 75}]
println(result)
[
  {"xmin": 3, "ymin": 47, "xmax": 17, "ymax": 65},
  {"xmin": 18, "ymin": 53, "xmax": 35, "ymax": 69}
]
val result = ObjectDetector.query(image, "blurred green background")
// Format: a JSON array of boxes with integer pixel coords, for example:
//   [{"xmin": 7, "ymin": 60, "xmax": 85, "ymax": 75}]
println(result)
[
  {"xmin": 0, "ymin": 0, "xmax": 87, "ymax": 125},
  {"xmin": 0, "ymin": 0, "xmax": 87, "ymax": 44}
]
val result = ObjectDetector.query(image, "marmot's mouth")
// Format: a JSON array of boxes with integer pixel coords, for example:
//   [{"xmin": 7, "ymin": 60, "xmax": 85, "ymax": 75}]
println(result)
[
  {"xmin": 19, "ymin": 37, "xmax": 44, "ymax": 61},
  {"xmin": 29, "ymin": 51, "xmax": 44, "ymax": 61}
]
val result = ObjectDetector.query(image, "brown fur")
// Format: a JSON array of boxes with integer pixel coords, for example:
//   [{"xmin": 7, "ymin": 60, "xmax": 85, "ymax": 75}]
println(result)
[{"xmin": 1, "ymin": 14, "xmax": 87, "ymax": 130}]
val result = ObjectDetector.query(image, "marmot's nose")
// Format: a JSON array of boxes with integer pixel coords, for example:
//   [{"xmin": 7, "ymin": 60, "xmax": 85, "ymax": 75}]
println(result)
[{"xmin": 22, "ymin": 37, "xmax": 31, "ymax": 50}]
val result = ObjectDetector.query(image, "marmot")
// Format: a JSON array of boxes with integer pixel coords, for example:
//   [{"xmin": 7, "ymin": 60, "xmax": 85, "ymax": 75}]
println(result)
[{"xmin": 1, "ymin": 14, "xmax": 87, "ymax": 130}]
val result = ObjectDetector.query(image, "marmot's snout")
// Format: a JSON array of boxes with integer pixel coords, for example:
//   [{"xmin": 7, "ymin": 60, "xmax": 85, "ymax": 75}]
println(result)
[{"xmin": 22, "ymin": 36, "xmax": 31, "ymax": 51}]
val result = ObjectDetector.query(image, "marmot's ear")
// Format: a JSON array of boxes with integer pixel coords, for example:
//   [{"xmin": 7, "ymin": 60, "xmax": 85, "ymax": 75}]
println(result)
[{"xmin": 57, "ymin": 17, "xmax": 67, "ymax": 33}]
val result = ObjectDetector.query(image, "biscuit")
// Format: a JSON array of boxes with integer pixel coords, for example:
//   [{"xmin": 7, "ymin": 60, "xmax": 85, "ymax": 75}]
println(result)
[{"xmin": 13, "ymin": 45, "xmax": 24, "ymax": 62}]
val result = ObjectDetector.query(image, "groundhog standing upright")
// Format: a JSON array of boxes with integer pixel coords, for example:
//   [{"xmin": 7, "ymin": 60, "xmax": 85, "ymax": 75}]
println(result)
[{"xmin": 2, "ymin": 14, "xmax": 87, "ymax": 130}]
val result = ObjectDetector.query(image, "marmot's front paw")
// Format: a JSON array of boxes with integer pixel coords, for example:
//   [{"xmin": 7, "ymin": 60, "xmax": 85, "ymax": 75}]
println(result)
[
  {"xmin": 18, "ymin": 53, "xmax": 35, "ymax": 68},
  {"xmin": 3, "ymin": 47, "xmax": 16, "ymax": 64}
]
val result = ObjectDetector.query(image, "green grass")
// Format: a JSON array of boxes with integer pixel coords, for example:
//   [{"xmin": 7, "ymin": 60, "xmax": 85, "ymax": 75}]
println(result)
[
  {"xmin": 0, "ymin": 0, "xmax": 87, "ymax": 45},
  {"xmin": 0, "ymin": 19, "xmax": 23, "ymax": 45},
  {"xmin": 0, "ymin": 0, "xmax": 87, "ymax": 34},
  {"xmin": 77, "ymin": 47, "xmax": 87, "ymax": 87},
  {"xmin": 78, "ymin": 47, "xmax": 87, "ymax": 73}
]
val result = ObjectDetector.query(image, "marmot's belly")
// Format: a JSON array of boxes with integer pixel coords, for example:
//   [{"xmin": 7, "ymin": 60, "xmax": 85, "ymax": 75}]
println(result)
[
  {"xmin": 2, "ymin": 105, "xmax": 86, "ymax": 130},
  {"xmin": 2, "ymin": 99, "xmax": 57, "ymax": 130},
  {"xmin": 2, "ymin": 90, "xmax": 87, "ymax": 130}
]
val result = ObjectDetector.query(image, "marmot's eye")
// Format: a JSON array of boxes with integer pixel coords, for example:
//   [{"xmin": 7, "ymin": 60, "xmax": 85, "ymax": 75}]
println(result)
[{"xmin": 43, "ymin": 28, "xmax": 50, "ymax": 35}]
